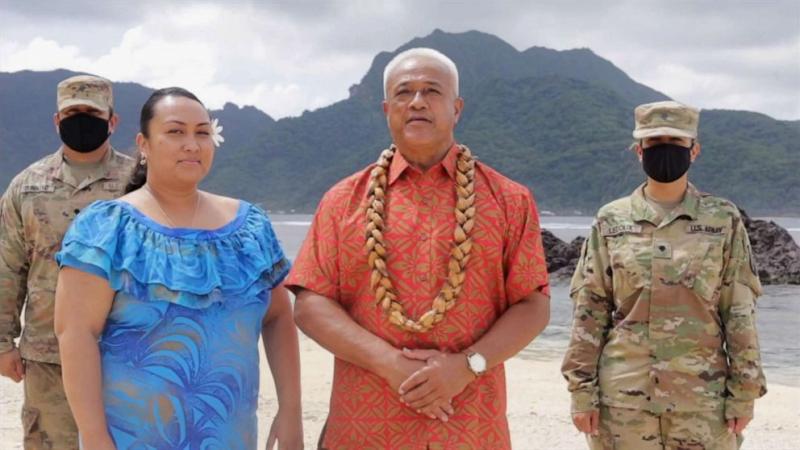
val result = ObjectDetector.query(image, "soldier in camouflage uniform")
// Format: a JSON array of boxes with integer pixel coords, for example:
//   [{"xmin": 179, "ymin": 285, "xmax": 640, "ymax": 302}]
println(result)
[
  {"xmin": 0, "ymin": 75, "xmax": 134, "ymax": 449},
  {"xmin": 561, "ymin": 101, "xmax": 766, "ymax": 450}
]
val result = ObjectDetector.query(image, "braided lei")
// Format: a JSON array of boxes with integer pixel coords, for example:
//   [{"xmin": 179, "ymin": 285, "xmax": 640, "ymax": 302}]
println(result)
[{"xmin": 365, "ymin": 145, "xmax": 476, "ymax": 333}]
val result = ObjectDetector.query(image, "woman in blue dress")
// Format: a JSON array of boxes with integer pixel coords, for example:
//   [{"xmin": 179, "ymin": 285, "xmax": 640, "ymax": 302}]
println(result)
[{"xmin": 54, "ymin": 87, "xmax": 303, "ymax": 449}]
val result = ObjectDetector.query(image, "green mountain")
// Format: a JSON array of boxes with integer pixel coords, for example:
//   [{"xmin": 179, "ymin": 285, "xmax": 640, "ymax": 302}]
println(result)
[
  {"xmin": 1, "ymin": 30, "xmax": 798, "ymax": 215},
  {"xmin": 0, "ymin": 69, "xmax": 274, "ymax": 188}
]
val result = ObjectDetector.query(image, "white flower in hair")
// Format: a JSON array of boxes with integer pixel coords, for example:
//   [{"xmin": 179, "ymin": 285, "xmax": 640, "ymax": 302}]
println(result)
[{"xmin": 211, "ymin": 118, "xmax": 225, "ymax": 147}]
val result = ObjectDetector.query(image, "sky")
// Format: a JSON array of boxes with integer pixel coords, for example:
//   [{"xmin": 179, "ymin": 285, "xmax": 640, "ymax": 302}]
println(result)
[{"xmin": 1, "ymin": 0, "xmax": 798, "ymax": 120}]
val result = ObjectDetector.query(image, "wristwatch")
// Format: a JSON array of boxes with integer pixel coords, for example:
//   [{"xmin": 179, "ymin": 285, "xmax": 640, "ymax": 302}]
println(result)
[{"xmin": 464, "ymin": 350, "xmax": 487, "ymax": 377}]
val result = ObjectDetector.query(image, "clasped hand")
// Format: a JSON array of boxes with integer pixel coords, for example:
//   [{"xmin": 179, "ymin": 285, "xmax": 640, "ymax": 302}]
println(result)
[{"xmin": 386, "ymin": 348, "xmax": 476, "ymax": 422}]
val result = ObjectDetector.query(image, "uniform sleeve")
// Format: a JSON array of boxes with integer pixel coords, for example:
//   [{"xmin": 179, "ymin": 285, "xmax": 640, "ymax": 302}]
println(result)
[
  {"xmin": 503, "ymin": 189, "xmax": 550, "ymax": 303},
  {"xmin": 0, "ymin": 183, "xmax": 29, "ymax": 353},
  {"xmin": 719, "ymin": 215, "xmax": 766, "ymax": 419},
  {"xmin": 560, "ymin": 220, "xmax": 613, "ymax": 413},
  {"xmin": 284, "ymin": 189, "xmax": 341, "ymax": 301}
]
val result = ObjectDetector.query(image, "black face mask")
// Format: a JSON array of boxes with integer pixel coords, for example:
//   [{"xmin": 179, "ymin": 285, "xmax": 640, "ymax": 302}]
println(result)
[
  {"xmin": 641, "ymin": 142, "xmax": 692, "ymax": 183},
  {"xmin": 58, "ymin": 113, "xmax": 110, "ymax": 153}
]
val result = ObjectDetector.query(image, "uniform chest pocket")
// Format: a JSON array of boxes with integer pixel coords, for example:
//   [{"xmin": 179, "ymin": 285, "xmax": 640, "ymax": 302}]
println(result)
[
  {"xmin": 22, "ymin": 195, "xmax": 77, "ymax": 258},
  {"xmin": 677, "ymin": 237, "xmax": 725, "ymax": 303},
  {"xmin": 605, "ymin": 233, "xmax": 651, "ymax": 307}
]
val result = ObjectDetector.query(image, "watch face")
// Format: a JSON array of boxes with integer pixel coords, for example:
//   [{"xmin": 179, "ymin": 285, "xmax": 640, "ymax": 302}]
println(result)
[{"xmin": 469, "ymin": 353, "xmax": 487, "ymax": 373}]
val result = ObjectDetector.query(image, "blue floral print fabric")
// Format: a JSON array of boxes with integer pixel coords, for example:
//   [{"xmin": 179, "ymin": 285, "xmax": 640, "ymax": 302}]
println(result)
[{"xmin": 56, "ymin": 200, "xmax": 289, "ymax": 449}]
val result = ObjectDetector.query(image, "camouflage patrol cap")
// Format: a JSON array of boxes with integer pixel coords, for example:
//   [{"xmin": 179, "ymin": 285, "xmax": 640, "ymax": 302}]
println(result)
[
  {"xmin": 633, "ymin": 100, "xmax": 699, "ymax": 139},
  {"xmin": 56, "ymin": 75, "xmax": 113, "ymax": 113}
]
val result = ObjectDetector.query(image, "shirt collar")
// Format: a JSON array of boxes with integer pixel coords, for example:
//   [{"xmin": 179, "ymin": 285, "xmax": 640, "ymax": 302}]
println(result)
[
  {"xmin": 388, "ymin": 143, "xmax": 460, "ymax": 186},
  {"xmin": 54, "ymin": 146, "xmax": 119, "ymax": 187},
  {"xmin": 631, "ymin": 181, "xmax": 700, "ymax": 225},
  {"xmin": 673, "ymin": 182, "xmax": 700, "ymax": 221}
]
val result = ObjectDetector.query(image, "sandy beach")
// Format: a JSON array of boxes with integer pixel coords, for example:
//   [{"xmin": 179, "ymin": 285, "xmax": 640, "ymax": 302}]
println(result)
[{"xmin": 1, "ymin": 332, "xmax": 798, "ymax": 449}]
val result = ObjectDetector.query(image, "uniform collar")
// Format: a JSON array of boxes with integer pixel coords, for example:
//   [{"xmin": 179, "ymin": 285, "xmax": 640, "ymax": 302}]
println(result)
[
  {"xmin": 631, "ymin": 181, "xmax": 700, "ymax": 225},
  {"xmin": 388, "ymin": 143, "xmax": 459, "ymax": 186},
  {"xmin": 53, "ymin": 146, "xmax": 121, "ymax": 188}
]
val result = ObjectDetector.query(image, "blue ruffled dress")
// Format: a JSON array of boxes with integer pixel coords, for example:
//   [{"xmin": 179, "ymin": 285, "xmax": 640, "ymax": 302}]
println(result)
[{"xmin": 55, "ymin": 199, "xmax": 289, "ymax": 450}]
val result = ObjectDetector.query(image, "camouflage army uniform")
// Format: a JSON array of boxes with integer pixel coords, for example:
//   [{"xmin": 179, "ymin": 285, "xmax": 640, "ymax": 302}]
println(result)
[
  {"xmin": 0, "ymin": 147, "xmax": 133, "ymax": 449},
  {"xmin": 561, "ymin": 183, "xmax": 766, "ymax": 450}
]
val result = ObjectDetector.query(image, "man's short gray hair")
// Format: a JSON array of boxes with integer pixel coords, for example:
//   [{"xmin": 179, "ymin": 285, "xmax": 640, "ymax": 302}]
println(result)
[{"xmin": 382, "ymin": 47, "xmax": 459, "ymax": 99}]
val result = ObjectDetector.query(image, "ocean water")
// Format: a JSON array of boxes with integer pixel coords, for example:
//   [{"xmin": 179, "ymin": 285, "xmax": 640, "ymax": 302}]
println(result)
[{"xmin": 271, "ymin": 215, "xmax": 800, "ymax": 387}]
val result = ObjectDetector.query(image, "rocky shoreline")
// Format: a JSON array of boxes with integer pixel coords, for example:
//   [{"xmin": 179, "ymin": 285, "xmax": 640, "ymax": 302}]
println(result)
[
  {"xmin": 742, "ymin": 211, "xmax": 800, "ymax": 285},
  {"xmin": 543, "ymin": 212, "xmax": 800, "ymax": 285}
]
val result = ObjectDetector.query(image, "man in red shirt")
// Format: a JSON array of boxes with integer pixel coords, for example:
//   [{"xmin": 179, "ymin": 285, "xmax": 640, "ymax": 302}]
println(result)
[{"xmin": 286, "ymin": 47, "xmax": 550, "ymax": 449}]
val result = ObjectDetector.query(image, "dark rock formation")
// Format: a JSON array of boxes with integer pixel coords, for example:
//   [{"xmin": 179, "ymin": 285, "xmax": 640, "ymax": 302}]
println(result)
[
  {"xmin": 542, "ymin": 229, "xmax": 585, "ymax": 284},
  {"xmin": 741, "ymin": 210, "xmax": 800, "ymax": 285}
]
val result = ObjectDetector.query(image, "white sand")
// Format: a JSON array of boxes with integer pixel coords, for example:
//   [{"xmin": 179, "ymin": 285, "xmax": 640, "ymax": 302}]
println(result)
[{"xmin": 1, "ymin": 333, "xmax": 798, "ymax": 449}]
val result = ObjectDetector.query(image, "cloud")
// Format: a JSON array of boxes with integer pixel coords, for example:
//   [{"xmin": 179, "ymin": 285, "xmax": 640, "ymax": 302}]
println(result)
[
  {"xmin": 0, "ymin": 37, "xmax": 91, "ymax": 71},
  {"xmin": 0, "ymin": 3, "xmax": 368, "ymax": 117},
  {"xmin": 0, "ymin": 0, "xmax": 798, "ymax": 119}
]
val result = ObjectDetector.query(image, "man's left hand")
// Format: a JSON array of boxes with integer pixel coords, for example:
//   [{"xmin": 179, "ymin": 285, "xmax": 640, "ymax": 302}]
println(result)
[{"xmin": 398, "ymin": 348, "xmax": 476, "ymax": 410}]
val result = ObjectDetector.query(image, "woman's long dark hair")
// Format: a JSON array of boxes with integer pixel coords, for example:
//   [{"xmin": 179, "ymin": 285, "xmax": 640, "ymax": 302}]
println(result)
[{"xmin": 124, "ymin": 87, "xmax": 205, "ymax": 193}]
